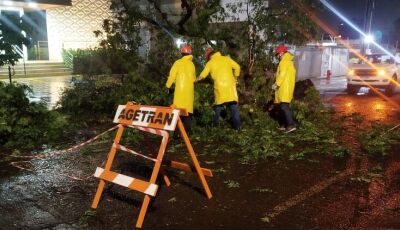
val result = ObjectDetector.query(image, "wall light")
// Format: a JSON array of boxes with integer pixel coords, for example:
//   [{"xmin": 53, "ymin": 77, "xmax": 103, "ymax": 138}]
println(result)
[{"xmin": 28, "ymin": 2, "xmax": 38, "ymax": 8}]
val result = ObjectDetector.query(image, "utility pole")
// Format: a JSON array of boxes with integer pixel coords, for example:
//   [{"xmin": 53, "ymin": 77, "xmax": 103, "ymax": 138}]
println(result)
[
  {"xmin": 366, "ymin": 0, "xmax": 375, "ymax": 53},
  {"xmin": 362, "ymin": 0, "xmax": 371, "ymax": 55},
  {"xmin": 368, "ymin": 0, "xmax": 374, "ymax": 35}
]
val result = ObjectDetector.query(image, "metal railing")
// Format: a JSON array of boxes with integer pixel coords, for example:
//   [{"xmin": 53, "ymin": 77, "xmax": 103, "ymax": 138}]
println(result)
[
  {"xmin": 35, "ymin": 41, "xmax": 49, "ymax": 60},
  {"xmin": 63, "ymin": 49, "xmax": 74, "ymax": 70},
  {"xmin": 61, "ymin": 41, "xmax": 99, "ymax": 70},
  {"xmin": 11, "ymin": 44, "xmax": 23, "ymax": 57},
  {"xmin": 11, "ymin": 44, "xmax": 26, "ymax": 77}
]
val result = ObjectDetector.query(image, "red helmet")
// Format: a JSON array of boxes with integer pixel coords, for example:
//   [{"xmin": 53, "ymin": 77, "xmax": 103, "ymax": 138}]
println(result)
[
  {"xmin": 275, "ymin": 44, "xmax": 288, "ymax": 55},
  {"xmin": 205, "ymin": 47, "xmax": 214, "ymax": 60},
  {"xmin": 180, "ymin": 44, "xmax": 192, "ymax": 54}
]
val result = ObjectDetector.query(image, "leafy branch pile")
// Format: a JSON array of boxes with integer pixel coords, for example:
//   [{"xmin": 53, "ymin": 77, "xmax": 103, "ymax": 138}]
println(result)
[
  {"xmin": 186, "ymin": 87, "xmax": 349, "ymax": 163},
  {"xmin": 358, "ymin": 123, "xmax": 400, "ymax": 157}
]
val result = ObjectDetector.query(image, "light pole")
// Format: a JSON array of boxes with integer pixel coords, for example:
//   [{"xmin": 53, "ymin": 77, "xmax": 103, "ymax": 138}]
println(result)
[
  {"xmin": 368, "ymin": 0, "xmax": 374, "ymax": 35},
  {"xmin": 362, "ymin": 0, "xmax": 372, "ymax": 55},
  {"xmin": 366, "ymin": 0, "xmax": 375, "ymax": 53}
]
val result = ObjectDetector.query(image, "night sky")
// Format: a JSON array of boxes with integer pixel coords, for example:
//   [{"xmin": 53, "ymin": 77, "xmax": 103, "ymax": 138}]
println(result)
[{"xmin": 319, "ymin": 0, "xmax": 400, "ymax": 42}]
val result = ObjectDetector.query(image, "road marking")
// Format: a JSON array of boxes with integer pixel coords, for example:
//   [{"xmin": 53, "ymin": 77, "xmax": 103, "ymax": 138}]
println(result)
[{"xmin": 262, "ymin": 170, "xmax": 351, "ymax": 221}]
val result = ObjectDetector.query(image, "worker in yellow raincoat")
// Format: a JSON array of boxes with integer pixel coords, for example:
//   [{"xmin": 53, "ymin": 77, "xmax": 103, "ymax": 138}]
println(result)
[
  {"xmin": 197, "ymin": 48, "xmax": 241, "ymax": 130},
  {"xmin": 166, "ymin": 44, "xmax": 196, "ymax": 132},
  {"xmin": 272, "ymin": 44, "xmax": 296, "ymax": 133}
]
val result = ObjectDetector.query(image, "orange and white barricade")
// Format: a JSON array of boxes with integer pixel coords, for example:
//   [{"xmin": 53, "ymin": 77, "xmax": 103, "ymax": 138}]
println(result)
[{"xmin": 91, "ymin": 102, "xmax": 213, "ymax": 228}]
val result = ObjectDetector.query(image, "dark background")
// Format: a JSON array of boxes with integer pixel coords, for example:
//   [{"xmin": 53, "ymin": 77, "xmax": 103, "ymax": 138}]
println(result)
[{"xmin": 319, "ymin": 0, "xmax": 400, "ymax": 44}]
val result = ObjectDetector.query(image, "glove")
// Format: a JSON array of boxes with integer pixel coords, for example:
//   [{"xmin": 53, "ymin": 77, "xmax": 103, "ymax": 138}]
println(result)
[{"xmin": 271, "ymin": 83, "xmax": 279, "ymax": 91}]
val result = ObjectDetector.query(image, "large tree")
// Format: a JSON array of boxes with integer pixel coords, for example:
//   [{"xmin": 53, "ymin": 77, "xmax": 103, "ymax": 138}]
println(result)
[
  {"xmin": 98, "ymin": 0, "xmax": 320, "ymax": 68},
  {"xmin": 93, "ymin": 0, "xmax": 322, "ymax": 105}
]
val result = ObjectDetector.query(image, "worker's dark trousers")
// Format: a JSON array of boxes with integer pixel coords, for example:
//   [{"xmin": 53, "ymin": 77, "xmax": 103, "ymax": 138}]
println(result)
[
  {"xmin": 180, "ymin": 115, "xmax": 191, "ymax": 133},
  {"xmin": 174, "ymin": 115, "xmax": 191, "ymax": 139},
  {"xmin": 213, "ymin": 102, "xmax": 241, "ymax": 130},
  {"xmin": 280, "ymin": 102, "xmax": 295, "ymax": 127}
]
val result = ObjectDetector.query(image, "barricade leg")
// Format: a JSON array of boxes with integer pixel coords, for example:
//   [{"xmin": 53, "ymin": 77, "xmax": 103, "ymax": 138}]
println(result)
[
  {"xmin": 91, "ymin": 125, "xmax": 125, "ymax": 208},
  {"xmin": 178, "ymin": 119, "xmax": 213, "ymax": 199},
  {"xmin": 136, "ymin": 132, "xmax": 169, "ymax": 228},
  {"xmin": 160, "ymin": 168, "xmax": 171, "ymax": 187}
]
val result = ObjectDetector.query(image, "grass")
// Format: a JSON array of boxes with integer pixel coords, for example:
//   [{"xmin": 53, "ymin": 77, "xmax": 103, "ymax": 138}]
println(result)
[
  {"xmin": 79, "ymin": 209, "xmax": 97, "ymax": 229},
  {"xmin": 224, "ymin": 180, "xmax": 240, "ymax": 188},
  {"xmin": 249, "ymin": 187, "xmax": 273, "ymax": 193}
]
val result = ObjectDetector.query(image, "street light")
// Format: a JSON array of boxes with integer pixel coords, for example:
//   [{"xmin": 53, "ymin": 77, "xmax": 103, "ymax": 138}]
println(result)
[
  {"xmin": 364, "ymin": 34, "xmax": 374, "ymax": 54},
  {"xmin": 364, "ymin": 34, "xmax": 374, "ymax": 44}
]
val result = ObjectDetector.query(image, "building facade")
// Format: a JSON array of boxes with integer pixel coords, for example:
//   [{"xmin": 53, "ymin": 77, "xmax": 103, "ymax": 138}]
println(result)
[{"xmin": 0, "ymin": 0, "xmax": 112, "ymax": 61}]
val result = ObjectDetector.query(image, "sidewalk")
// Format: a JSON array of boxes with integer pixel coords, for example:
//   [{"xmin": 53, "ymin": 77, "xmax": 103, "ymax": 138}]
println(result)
[{"xmin": 311, "ymin": 76, "xmax": 347, "ymax": 93}]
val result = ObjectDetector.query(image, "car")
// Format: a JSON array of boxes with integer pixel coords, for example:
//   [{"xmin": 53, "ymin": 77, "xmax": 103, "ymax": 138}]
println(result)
[{"xmin": 346, "ymin": 53, "xmax": 400, "ymax": 95}]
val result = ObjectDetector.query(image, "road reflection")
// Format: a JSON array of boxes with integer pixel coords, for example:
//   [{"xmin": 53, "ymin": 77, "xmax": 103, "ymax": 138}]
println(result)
[
  {"xmin": 1, "ymin": 76, "xmax": 76, "ymax": 109},
  {"xmin": 313, "ymin": 76, "xmax": 400, "ymax": 123},
  {"xmin": 325, "ymin": 93, "xmax": 399, "ymax": 123}
]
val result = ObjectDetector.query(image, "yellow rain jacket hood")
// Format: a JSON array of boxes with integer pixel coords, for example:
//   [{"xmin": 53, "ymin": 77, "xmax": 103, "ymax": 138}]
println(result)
[
  {"xmin": 274, "ymin": 52, "xmax": 296, "ymax": 103},
  {"xmin": 198, "ymin": 52, "xmax": 241, "ymax": 105},
  {"xmin": 166, "ymin": 55, "xmax": 196, "ymax": 113}
]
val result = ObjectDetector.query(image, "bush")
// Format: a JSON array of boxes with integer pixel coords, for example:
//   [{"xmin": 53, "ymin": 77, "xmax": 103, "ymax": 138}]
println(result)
[
  {"xmin": 63, "ymin": 48, "xmax": 140, "ymax": 75},
  {"xmin": 0, "ymin": 82, "xmax": 67, "ymax": 151},
  {"xmin": 58, "ymin": 73, "xmax": 171, "ymax": 126}
]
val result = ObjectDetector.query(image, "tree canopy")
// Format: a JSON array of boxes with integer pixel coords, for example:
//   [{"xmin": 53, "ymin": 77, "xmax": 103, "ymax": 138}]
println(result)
[{"xmin": 98, "ymin": 0, "xmax": 322, "ymax": 60}]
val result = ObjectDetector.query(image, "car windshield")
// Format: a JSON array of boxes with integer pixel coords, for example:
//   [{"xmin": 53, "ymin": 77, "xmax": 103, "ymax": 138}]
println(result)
[{"xmin": 359, "ymin": 54, "xmax": 395, "ymax": 64}]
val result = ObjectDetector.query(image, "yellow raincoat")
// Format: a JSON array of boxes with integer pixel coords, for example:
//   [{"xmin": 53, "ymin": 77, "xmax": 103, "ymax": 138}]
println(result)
[
  {"xmin": 198, "ymin": 52, "xmax": 241, "ymax": 105},
  {"xmin": 166, "ymin": 55, "xmax": 196, "ymax": 113},
  {"xmin": 274, "ymin": 52, "xmax": 296, "ymax": 103}
]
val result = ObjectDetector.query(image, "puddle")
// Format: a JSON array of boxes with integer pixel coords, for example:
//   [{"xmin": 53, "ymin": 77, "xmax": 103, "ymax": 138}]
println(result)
[
  {"xmin": 1, "ymin": 76, "xmax": 77, "ymax": 109},
  {"xmin": 0, "ymin": 156, "xmax": 20, "ymax": 179}
]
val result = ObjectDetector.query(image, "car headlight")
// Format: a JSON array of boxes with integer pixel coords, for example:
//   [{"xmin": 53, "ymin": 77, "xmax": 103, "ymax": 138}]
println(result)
[
  {"xmin": 348, "ymin": 69, "xmax": 355, "ymax": 75},
  {"xmin": 378, "ymin": 69, "xmax": 385, "ymax": 76}
]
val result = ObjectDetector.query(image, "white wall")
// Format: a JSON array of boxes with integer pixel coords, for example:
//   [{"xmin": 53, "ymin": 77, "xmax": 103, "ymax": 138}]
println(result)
[
  {"xmin": 294, "ymin": 47, "xmax": 323, "ymax": 80},
  {"xmin": 46, "ymin": 0, "xmax": 112, "ymax": 61},
  {"xmin": 294, "ymin": 46, "xmax": 349, "ymax": 80}
]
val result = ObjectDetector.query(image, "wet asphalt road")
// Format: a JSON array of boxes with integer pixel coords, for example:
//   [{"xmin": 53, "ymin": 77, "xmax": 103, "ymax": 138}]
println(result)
[
  {"xmin": 313, "ymin": 76, "xmax": 400, "ymax": 124},
  {"xmin": 257, "ymin": 76, "xmax": 400, "ymax": 229}
]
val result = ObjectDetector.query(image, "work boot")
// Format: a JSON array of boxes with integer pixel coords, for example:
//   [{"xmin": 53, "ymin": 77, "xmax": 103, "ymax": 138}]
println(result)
[
  {"xmin": 285, "ymin": 126, "xmax": 296, "ymax": 133},
  {"xmin": 278, "ymin": 126, "xmax": 286, "ymax": 131}
]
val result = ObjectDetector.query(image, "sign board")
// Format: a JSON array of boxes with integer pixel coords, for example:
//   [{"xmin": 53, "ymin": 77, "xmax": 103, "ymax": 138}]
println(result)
[
  {"xmin": 93, "ymin": 102, "xmax": 213, "ymax": 228},
  {"xmin": 113, "ymin": 104, "xmax": 180, "ymax": 131}
]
